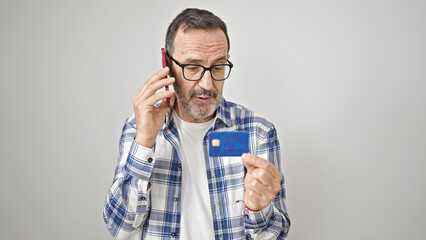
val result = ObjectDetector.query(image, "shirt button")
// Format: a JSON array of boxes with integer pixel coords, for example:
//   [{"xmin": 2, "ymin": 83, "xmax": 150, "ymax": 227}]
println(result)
[
  {"xmin": 178, "ymin": 163, "xmax": 182, "ymax": 168},
  {"xmin": 147, "ymin": 157, "xmax": 153, "ymax": 163},
  {"xmin": 141, "ymin": 196, "xmax": 146, "ymax": 201},
  {"xmin": 171, "ymin": 232, "xmax": 177, "ymax": 237},
  {"xmin": 173, "ymin": 197, "xmax": 179, "ymax": 202}
]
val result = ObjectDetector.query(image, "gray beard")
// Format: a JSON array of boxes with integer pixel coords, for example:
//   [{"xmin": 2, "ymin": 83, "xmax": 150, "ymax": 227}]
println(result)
[{"xmin": 173, "ymin": 81, "xmax": 220, "ymax": 120}]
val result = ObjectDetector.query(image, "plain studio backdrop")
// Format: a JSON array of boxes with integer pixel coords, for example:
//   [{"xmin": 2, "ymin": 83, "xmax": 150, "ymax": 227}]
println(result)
[{"xmin": 1, "ymin": 0, "xmax": 425, "ymax": 239}]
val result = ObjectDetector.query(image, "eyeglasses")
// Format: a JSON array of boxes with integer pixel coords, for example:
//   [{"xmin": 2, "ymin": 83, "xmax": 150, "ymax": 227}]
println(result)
[{"xmin": 166, "ymin": 53, "xmax": 233, "ymax": 81}]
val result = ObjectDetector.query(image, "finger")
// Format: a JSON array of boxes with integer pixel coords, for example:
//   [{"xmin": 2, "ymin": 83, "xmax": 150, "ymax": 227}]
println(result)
[
  {"xmin": 136, "ymin": 68, "xmax": 172, "ymax": 96},
  {"xmin": 242, "ymin": 154, "xmax": 257, "ymax": 172},
  {"xmin": 169, "ymin": 94, "xmax": 176, "ymax": 107},
  {"xmin": 250, "ymin": 169, "xmax": 282, "ymax": 197},
  {"xmin": 245, "ymin": 173, "xmax": 266, "ymax": 195},
  {"xmin": 139, "ymin": 77, "xmax": 175, "ymax": 101},
  {"xmin": 244, "ymin": 189, "xmax": 263, "ymax": 209},
  {"xmin": 245, "ymin": 176, "xmax": 277, "ymax": 203},
  {"xmin": 156, "ymin": 96, "xmax": 170, "ymax": 112},
  {"xmin": 156, "ymin": 91, "xmax": 176, "ymax": 110},
  {"xmin": 251, "ymin": 168, "xmax": 275, "ymax": 189},
  {"xmin": 144, "ymin": 89, "xmax": 175, "ymax": 107},
  {"xmin": 242, "ymin": 153, "xmax": 281, "ymax": 179},
  {"xmin": 146, "ymin": 67, "xmax": 170, "ymax": 85},
  {"xmin": 133, "ymin": 89, "xmax": 175, "ymax": 114},
  {"xmin": 242, "ymin": 153, "xmax": 268, "ymax": 169},
  {"xmin": 134, "ymin": 78, "xmax": 175, "ymax": 108},
  {"xmin": 244, "ymin": 186, "xmax": 273, "ymax": 211}
]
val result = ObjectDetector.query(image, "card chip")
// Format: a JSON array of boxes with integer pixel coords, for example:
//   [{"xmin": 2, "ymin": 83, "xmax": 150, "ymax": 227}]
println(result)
[{"xmin": 212, "ymin": 139, "xmax": 220, "ymax": 147}]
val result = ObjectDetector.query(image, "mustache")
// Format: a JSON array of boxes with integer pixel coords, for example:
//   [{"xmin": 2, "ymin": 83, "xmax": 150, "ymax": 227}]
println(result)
[{"xmin": 189, "ymin": 88, "xmax": 218, "ymax": 98}]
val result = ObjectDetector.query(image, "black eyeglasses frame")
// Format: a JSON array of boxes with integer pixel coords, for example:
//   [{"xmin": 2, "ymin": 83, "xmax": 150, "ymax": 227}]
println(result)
[{"xmin": 166, "ymin": 52, "xmax": 233, "ymax": 81}]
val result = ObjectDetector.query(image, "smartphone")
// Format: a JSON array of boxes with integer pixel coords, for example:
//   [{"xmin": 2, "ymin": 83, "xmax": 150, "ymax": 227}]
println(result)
[{"xmin": 161, "ymin": 48, "xmax": 171, "ymax": 107}]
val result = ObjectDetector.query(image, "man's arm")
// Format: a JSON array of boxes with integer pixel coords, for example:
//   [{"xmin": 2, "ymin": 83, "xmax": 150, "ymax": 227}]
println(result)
[
  {"xmin": 103, "ymin": 120, "xmax": 156, "ymax": 239},
  {"xmin": 242, "ymin": 127, "xmax": 290, "ymax": 239},
  {"xmin": 103, "ymin": 68, "xmax": 175, "ymax": 239}
]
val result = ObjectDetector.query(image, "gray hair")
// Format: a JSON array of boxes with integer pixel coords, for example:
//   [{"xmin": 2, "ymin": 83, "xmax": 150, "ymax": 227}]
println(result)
[{"xmin": 165, "ymin": 8, "xmax": 230, "ymax": 55}]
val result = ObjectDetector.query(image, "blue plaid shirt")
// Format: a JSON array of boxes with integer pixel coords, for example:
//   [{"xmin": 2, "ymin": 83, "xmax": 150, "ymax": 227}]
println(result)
[{"xmin": 104, "ymin": 98, "xmax": 290, "ymax": 239}]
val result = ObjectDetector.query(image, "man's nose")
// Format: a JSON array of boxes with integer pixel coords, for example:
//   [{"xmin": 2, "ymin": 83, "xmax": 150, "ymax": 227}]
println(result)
[{"xmin": 197, "ymin": 70, "xmax": 215, "ymax": 90}]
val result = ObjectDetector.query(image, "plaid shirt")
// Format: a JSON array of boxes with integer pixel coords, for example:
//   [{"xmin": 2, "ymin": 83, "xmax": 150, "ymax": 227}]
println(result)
[{"xmin": 103, "ymin": 98, "xmax": 290, "ymax": 239}]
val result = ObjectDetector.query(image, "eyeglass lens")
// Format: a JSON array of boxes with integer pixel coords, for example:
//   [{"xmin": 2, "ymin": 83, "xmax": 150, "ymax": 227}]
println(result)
[{"xmin": 183, "ymin": 65, "xmax": 231, "ymax": 81}]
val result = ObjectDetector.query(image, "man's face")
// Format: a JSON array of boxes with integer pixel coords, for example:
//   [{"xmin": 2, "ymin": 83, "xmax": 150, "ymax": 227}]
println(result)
[{"xmin": 170, "ymin": 27, "xmax": 229, "ymax": 123}]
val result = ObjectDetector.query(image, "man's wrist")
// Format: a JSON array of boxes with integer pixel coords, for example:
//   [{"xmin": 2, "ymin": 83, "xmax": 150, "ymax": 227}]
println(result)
[{"xmin": 134, "ymin": 135, "xmax": 156, "ymax": 148}]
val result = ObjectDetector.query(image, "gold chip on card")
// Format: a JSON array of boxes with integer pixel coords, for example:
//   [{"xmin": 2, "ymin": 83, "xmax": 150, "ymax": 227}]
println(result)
[{"xmin": 212, "ymin": 139, "xmax": 220, "ymax": 147}]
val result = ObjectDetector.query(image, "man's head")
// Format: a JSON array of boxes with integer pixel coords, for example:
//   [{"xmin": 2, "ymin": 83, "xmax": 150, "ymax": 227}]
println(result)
[
  {"xmin": 165, "ymin": 8, "xmax": 230, "ymax": 55},
  {"xmin": 165, "ymin": 8, "xmax": 231, "ymax": 123}
]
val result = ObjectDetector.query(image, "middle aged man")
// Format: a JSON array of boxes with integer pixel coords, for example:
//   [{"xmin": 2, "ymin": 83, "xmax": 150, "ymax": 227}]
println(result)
[{"xmin": 104, "ymin": 8, "xmax": 290, "ymax": 239}]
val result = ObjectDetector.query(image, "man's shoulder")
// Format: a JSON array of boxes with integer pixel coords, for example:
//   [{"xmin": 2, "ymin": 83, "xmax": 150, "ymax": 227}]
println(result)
[{"xmin": 221, "ymin": 99, "xmax": 276, "ymax": 134}]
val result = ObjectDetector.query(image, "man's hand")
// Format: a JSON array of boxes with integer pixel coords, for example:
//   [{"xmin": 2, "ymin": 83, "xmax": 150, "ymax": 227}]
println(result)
[
  {"xmin": 242, "ymin": 153, "xmax": 283, "ymax": 211},
  {"xmin": 132, "ymin": 67, "xmax": 175, "ymax": 148}
]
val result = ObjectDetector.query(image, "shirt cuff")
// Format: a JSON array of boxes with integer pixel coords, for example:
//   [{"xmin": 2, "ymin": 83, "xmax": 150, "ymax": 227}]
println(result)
[
  {"xmin": 124, "ymin": 140, "xmax": 156, "ymax": 182},
  {"xmin": 244, "ymin": 203, "xmax": 274, "ymax": 230}
]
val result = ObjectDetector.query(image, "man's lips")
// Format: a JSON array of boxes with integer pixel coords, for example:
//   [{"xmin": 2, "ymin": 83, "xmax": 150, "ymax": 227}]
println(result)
[
  {"xmin": 196, "ymin": 96, "xmax": 210, "ymax": 99},
  {"xmin": 194, "ymin": 96, "xmax": 211, "ymax": 102}
]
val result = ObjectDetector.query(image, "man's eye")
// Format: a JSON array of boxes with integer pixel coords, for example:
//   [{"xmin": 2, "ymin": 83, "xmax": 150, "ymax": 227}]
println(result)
[
  {"xmin": 186, "ymin": 66, "xmax": 200, "ymax": 72},
  {"xmin": 213, "ymin": 66, "xmax": 225, "ymax": 71}
]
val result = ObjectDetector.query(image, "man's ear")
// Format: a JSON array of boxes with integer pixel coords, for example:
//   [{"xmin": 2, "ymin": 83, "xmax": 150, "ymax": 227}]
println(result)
[{"xmin": 167, "ymin": 61, "xmax": 175, "ymax": 78}]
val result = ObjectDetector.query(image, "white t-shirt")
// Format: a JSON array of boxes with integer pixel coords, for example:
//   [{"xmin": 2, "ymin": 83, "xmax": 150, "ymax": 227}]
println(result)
[{"xmin": 172, "ymin": 111, "xmax": 216, "ymax": 240}]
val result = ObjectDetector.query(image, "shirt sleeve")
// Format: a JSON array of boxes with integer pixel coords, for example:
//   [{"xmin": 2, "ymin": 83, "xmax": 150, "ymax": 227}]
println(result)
[
  {"xmin": 103, "ymin": 119, "xmax": 156, "ymax": 239},
  {"xmin": 244, "ymin": 126, "xmax": 291, "ymax": 239}
]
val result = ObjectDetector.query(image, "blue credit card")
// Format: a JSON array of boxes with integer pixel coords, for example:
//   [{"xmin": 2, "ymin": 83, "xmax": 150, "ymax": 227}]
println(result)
[{"xmin": 208, "ymin": 131, "xmax": 249, "ymax": 157}]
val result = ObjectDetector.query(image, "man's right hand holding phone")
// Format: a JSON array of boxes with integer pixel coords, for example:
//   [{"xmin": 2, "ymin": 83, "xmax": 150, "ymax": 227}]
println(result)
[{"xmin": 132, "ymin": 67, "xmax": 175, "ymax": 148}]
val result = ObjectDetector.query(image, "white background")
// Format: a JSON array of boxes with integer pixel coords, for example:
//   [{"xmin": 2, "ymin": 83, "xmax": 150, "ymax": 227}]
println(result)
[{"xmin": 1, "ymin": 0, "xmax": 425, "ymax": 239}]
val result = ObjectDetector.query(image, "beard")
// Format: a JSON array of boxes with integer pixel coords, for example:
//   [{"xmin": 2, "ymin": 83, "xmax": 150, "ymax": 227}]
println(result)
[{"xmin": 173, "ymin": 81, "xmax": 221, "ymax": 121}]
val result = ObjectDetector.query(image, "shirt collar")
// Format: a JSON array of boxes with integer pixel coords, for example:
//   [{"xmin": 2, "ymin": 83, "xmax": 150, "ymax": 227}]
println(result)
[{"xmin": 215, "ymin": 97, "xmax": 233, "ymax": 128}]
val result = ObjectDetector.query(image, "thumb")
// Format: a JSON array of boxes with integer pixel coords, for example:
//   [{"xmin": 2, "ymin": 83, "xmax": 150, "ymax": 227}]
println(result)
[{"xmin": 242, "ymin": 153, "xmax": 255, "ymax": 171}]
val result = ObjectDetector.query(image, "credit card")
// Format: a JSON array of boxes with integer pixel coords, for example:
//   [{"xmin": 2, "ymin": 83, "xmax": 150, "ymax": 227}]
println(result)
[{"xmin": 208, "ymin": 131, "xmax": 249, "ymax": 157}]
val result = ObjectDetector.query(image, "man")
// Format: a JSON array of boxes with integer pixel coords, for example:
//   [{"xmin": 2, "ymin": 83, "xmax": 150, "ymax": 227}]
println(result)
[{"xmin": 104, "ymin": 8, "xmax": 290, "ymax": 239}]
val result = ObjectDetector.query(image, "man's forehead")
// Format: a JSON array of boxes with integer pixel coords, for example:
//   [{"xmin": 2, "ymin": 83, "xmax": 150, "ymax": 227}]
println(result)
[{"xmin": 172, "ymin": 27, "xmax": 228, "ymax": 54}]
